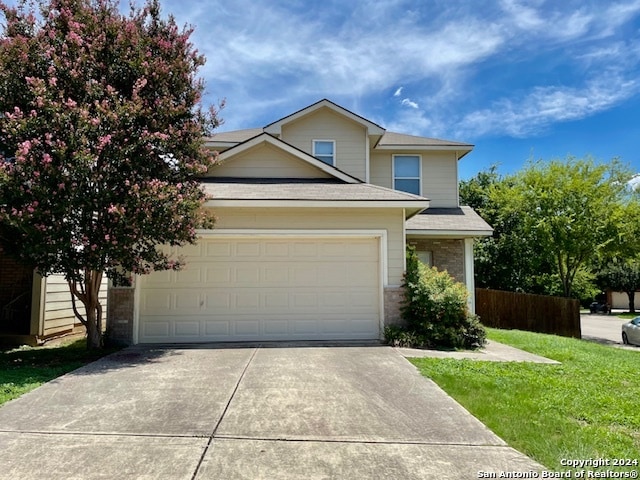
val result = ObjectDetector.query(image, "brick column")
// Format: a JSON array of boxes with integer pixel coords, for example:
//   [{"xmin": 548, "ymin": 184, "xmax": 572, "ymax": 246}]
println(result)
[
  {"xmin": 106, "ymin": 286, "xmax": 135, "ymax": 346},
  {"xmin": 383, "ymin": 286, "xmax": 406, "ymax": 327}
]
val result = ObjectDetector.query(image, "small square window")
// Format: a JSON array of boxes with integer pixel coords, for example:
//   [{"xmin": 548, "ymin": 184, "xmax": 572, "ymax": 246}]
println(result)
[
  {"xmin": 417, "ymin": 251, "xmax": 433, "ymax": 267},
  {"xmin": 393, "ymin": 155, "xmax": 421, "ymax": 195},
  {"xmin": 313, "ymin": 140, "xmax": 335, "ymax": 165}
]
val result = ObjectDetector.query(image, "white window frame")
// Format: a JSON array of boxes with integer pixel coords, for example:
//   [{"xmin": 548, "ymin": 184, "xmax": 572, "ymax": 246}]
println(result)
[
  {"xmin": 392, "ymin": 154, "xmax": 422, "ymax": 195},
  {"xmin": 417, "ymin": 250, "xmax": 433, "ymax": 267},
  {"xmin": 313, "ymin": 139, "xmax": 336, "ymax": 166}
]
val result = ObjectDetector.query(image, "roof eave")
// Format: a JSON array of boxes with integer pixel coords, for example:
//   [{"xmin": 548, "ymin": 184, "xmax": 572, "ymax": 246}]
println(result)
[
  {"xmin": 204, "ymin": 199, "xmax": 430, "ymax": 209},
  {"xmin": 406, "ymin": 229, "xmax": 493, "ymax": 238},
  {"xmin": 374, "ymin": 145, "xmax": 473, "ymax": 155}
]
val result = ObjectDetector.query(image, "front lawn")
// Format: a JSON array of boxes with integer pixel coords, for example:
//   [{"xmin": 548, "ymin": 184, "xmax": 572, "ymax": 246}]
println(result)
[
  {"xmin": 0, "ymin": 338, "xmax": 118, "ymax": 406},
  {"xmin": 410, "ymin": 328, "xmax": 640, "ymax": 472}
]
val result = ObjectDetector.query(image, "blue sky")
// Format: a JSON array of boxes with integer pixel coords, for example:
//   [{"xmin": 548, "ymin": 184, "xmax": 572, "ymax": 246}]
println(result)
[
  {"xmin": 158, "ymin": 0, "xmax": 640, "ymax": 180},
  {"xmin": 9, "ymin": 0, "xmax": 640, "ymax": 179}
]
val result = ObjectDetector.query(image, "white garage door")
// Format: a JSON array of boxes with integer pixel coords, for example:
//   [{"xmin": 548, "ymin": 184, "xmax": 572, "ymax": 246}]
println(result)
[{"xmin": 138, "ymin": 236, "xmax": 381, "ymax": 343}]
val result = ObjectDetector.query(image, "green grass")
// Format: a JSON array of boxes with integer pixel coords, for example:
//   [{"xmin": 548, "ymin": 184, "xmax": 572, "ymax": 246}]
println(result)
[
  {"xmin": 0, "ymin": 339, "xmax": 118, "ymax": 406},
  {"xmin": 617, "ymin": 312, "xmax": 639, "ymax": 319},
  {"xmin": 410, "ymin": 328, "xmax": 640, "ymax": 472}
]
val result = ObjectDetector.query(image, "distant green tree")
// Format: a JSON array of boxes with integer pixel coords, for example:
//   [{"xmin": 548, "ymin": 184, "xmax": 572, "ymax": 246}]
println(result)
[
  {"xmin": 461, "ymin": 158, "xmax": 638, "ymax": 300},
  {"xmin": 597, "ymin": 262, "xmax": 640, "ymax": 313},
  {"xmin": 460, "ymin": 166, "xmax": 553, "ymax": 293}
]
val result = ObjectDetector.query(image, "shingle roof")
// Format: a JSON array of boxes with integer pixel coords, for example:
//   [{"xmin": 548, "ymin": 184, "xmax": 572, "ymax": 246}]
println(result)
[
  {"xmin": 406, "ymin": 206, "xmax": 493, "ymax": 236},
  {"xmin": 200, "ymin": 178, "xmax": 429, "ymax": 202},
  {"xmin": 377, "ymin": 131, "xmax": 473, "ymax": 148},
  {"xmin": 205, "ymin": 128, "xmax": 263, "ymax": 144}
]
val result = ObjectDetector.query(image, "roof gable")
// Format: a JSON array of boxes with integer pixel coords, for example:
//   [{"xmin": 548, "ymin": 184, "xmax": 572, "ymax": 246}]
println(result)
[
  {"xmin": 263, "ymin": 99, "xmax": 385, "ymax": 136},
  {"xmin": 208, "ymin": 133, "xmax": 360, "ymax": 183}
]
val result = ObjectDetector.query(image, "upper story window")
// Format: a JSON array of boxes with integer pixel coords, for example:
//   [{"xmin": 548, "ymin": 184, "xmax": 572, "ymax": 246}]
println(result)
[
  {"xmin": 393, "ymin": 155, "xmax": 421, "ymax": 195},
  {"xmin": 313, "ymin": 140, "xmax": 335, "ymax": 165}
]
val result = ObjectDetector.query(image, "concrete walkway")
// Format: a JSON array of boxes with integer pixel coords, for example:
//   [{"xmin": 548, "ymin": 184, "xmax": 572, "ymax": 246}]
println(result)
[
  {"xmin": 397, "ymin": 339, "xmax": 561, "ymax": 363},
  {"xmin": 0, "ymin": 343, "xmax": 546, "ymax": 479}
]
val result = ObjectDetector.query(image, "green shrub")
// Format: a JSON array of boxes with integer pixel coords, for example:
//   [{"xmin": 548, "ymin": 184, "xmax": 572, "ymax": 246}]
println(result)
[
  {"xmin": 400, "ymin": 247, "xmax": 486, "ymax": 349},
  {"xmin": 383, "ymin": 325, "xmax": 426, "ymax": 348}
]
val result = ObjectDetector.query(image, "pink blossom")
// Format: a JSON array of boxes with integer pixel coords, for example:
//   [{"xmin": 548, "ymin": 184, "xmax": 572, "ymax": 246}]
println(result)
[
  {"xmin": 65, "ymin": 98, "xmax": 77, "ymax": 108},
  {"xmin": 42, "ymin": 154, "xmax": 52, "ymax": 165},
  {"xmin": 18, "ymin": 140, "xmax": 32, "ymax": 156},
  {"xmin": 98, "ymin": 135, "xmax": 112, "ymax": 148}
]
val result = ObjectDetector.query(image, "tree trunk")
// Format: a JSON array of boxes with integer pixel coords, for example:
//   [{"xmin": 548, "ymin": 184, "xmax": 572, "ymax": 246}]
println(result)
[
  {"xmin": 69, "ymin": 270, "xmax": 104, "ymax": 350},
  {"xmin": 628, "ymin": 291, "xmax": 636, "ymax": 314}
]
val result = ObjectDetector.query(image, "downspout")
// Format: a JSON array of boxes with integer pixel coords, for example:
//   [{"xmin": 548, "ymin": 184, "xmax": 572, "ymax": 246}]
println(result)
[{"xmin": 464, "ymin": 238, "xmax": 475, "ymax": 313}]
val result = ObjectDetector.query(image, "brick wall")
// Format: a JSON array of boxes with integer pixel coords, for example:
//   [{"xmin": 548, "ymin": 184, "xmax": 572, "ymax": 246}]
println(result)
[
  {"xmin": 383, "ymin": 286, "xmax": 405, "ymax": 327},
  {"xmin": 106, "ymin": 287, "xmax": 134, "ymax": 346},
  {"xmin": 407, "ymin": 238, "xmax": 464, "ymax": 282}
]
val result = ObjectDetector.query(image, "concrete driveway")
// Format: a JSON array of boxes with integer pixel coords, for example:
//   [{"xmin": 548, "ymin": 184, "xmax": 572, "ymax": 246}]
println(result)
[{"xmin": 0, "ymin": 344, "xmax": 542, "ymax": 479}]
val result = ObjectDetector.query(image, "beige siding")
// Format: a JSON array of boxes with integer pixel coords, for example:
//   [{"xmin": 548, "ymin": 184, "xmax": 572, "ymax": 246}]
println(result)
[
  {"xmin": 42, "ymin": 274, "xmax": 108, "ymax": 337},
  {"xmin": 370, "ymin": 152, "xmax": 392, "ymax": 189},
  {"xmin": 207, "ymin": 143, "xmax": 331, "ymax": 179},
  {"xmin": 209, "ymin": 207, "xmax": 406, "ymax": 286},
  {"xmin": 369, "ymin": 150, "xmax": 459, "ymax": 208},
  {"xmin": 422, "ymin": 152, "xmax": 459, "ymax": 208},
  {"xmin": 281, "ymin": 108, "xmax": 367, "ymax": 180}
]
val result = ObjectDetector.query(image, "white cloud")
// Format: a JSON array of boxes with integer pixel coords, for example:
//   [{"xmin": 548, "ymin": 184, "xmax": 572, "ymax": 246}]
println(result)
[
  {"xmin": 629, "ymin": 174, "xmax": 640, "ymax": 191},
  {"xmin": 457, "ymin": 72, "xmax": 640, "ymax": 138},
  {"xmin": 106, "ymin": 0, "xmax": 640, "ymax": 141},
  {"xmin": 401, "ymin": 98, "xmax": 419, "ymax": 109}
]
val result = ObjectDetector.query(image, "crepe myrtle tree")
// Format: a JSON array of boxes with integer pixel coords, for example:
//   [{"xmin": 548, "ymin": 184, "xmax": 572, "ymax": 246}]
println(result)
[{"xmin": 0, "ymin": 0, "xmax": 221, "ymax": 348}]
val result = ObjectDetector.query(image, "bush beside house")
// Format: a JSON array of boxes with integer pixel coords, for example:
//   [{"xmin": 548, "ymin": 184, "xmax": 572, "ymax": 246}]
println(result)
[{"xmin": 386, "ymin": 247, "xmax": 486, "ymax": 350}]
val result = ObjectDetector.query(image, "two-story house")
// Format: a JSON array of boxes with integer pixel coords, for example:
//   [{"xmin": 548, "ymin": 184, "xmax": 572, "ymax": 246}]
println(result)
[{"xmin": 108, "ymin": 99, "xmax": 492, "ymax": 345}]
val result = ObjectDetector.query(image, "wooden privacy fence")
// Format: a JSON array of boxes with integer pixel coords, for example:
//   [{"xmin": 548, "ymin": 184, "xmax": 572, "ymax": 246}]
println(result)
[{"xmin": 475, "ymin": 289, "xmax": 581, "ymax": 338}]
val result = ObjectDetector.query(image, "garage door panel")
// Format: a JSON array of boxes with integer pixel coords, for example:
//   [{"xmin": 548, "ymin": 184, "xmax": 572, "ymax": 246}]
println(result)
[
  {"xmin": 204, "ymin": 320, "xmax": 230, "ymax": 336},
  {"xmin": 264, "ymin": 266, "xmax": 289, "ymax": 283},
  {"xmin": 205, "ymin": 265, "xmax": 231, "ymax": 283},
  {"xmin": 264, "ymin": 292, "xmax": 289, "ymax": 308},
  {"xmin": 235, "ymin": 292, "xmax": 260, "ymax": 309},
  {"xmin": 236, "ymin": 242, "xmax": 261, "ymax": 257},
  {"xmin": 175, "ymin": 267, "xmax": 202, "ymax": 284},
  {"xmin": 292, "ymin": 266, "xmax": 318, "ymax": 284},
  {"xmin": 263, "ymin": 319, "xmax": 288, "ymax": 335},
  {"xmin": 175, "ymin": 321, "xmax": 200, "ymax": 337},
  {"xmin": 142, "ymin": 320, "xmax": 170, "ymax": 338},
  {"xmin": 235, "ymin": 320, "xmax": 260, "ymax": 335},
  {"xmin": 174, "ymin": 292, "xmax": 202, "ymax": 311},
  {"xmin": 235, "ymin": 266, "xmax": 260, "ymax": 283},
  {"xmin": 205, "ymin": 292, "xmax": 232, "ymax": 309},
  {"xmin": 140, "ymin": 290, "xmax": 172, "ymax": 314},
  {"xmin": 292, "ymin": 242, "xmax": 318, "ymax": 257},
  {"xmin": 138, "ymin": 237, "xmax": 381, "ymax": 343},
  {"xmin": 206, "ymin": 243, "xmax": 230, "ymax": 257},
  {"xmin": 264, "ymin": 241, "xmax": 289, "ymax": 257}
]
